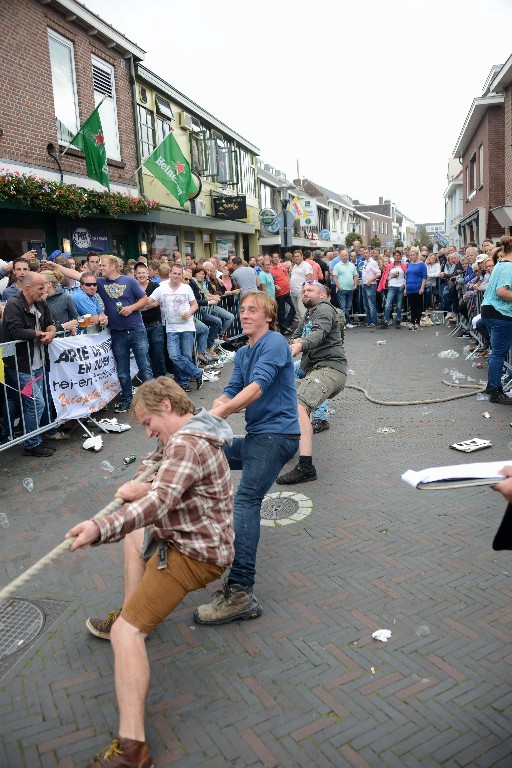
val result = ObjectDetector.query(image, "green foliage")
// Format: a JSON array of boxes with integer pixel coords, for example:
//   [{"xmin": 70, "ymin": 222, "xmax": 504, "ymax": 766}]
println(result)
[
  {"xmin": 415, "ymin": 227, "xmax": 430, "ymax": 248},
  {"xmin": 370, "ymin": 236, "xmax": 381, "ymax": 248},
  {"xmin": 0, "ymin": 171, "xmax": 160, "ymax": 218},
  {"xmin": 345, "ymin": 232, "xmax": 361, "ymax": 248},
  {"xmin": 394, "ymin": 239, "xmax": 403, "ymax": 248}
]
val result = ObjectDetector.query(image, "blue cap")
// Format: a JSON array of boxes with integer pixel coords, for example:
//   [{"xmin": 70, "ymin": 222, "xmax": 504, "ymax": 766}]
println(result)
[{"xmin": 48, "ymin": 250, "xmax": 62, "ymax": 261}]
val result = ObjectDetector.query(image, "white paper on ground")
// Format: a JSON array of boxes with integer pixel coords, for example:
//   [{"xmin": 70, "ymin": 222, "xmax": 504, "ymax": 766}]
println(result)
[
  {"xmin": 372, "ymin": 629, "xmax": 392, "ymax": 642},
  {"xmin": 83, "ymin": 435, "xmax": 103, "ymax": 451},
  {"xmin": 401, "ymin": 460, "xmax": 511, "ymax": 489}
]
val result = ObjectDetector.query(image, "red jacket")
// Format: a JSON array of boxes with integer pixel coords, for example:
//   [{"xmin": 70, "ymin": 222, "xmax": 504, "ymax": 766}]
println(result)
[{"xmin": 377, "ymin": 262, "xmax": 407, "ymax": 292}]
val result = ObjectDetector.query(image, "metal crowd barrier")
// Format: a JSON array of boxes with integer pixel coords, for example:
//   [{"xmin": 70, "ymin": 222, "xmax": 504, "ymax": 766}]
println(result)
[{"xmin": 0, "ymin": 338, "xmax": 64, "ymax": 453}]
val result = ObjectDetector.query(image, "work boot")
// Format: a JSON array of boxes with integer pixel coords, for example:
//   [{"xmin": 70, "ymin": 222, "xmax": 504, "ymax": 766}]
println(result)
[
  {"xmin": 395, "ymin": 320, "xmax": 401, "ymax": 328},
  {"xmin": 194, "ymin": 582, "xmax": 262, "ymax": 625},
  {"xmin": 489, "ymin": 388, "xmax": 512, "ymax": 405},
  {"xmin": 380, "ymin": 321, "xmax": 389, "ymax": 329},
  {"xmin": 312, "ymin": 419, "xmax": 330, "ymax": 434},
  {"xmin": 88, "ymin": 737, "xmax": 153, "ymax": 768},
  {"xmin": 86, "ymin": 610, "xmax": 121, "ymax": 640},
  {"xmin": 276, "ymin": 462, "xmax": 317, "ymax": 484}
]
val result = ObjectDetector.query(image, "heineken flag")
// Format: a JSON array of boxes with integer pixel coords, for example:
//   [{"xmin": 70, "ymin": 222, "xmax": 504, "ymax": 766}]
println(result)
[
  {"xmin": 69, "ymin": 105, "xmax": 110, "ymax": 189},
  {"xmin": 143, "ymin": 132, "xmax": 196, "ymax": 207}
]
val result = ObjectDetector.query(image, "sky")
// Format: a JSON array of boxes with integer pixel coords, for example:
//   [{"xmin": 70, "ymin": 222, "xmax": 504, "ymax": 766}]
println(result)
[{"xmin": 83, "ymin": 0, "xmax": 511, "ymax": 223}]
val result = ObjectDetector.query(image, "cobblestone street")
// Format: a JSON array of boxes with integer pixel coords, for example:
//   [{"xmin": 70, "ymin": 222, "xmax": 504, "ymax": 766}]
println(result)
[{"xmin": 1, "ymin": 323, "xmax": 512, "ymax": 768}]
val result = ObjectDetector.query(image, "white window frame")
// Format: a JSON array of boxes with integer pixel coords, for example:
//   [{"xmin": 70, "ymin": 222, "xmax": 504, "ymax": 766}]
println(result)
[
  {"xmin": 48, "ymin": 28, "xmax": 79, "ymax": 144},
  {"xmin": 91, "ymin": 55, "xmax": 121, "ymax": 161},
  {"xmin": 479, "ymin": 144, "xmax": 484, "ymax": 188}
]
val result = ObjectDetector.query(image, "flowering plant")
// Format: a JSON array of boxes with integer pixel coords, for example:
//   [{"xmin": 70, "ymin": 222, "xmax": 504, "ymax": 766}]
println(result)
[{"xmin": 0, "ymin": 171, "xmax": 160, "ymax": 218}]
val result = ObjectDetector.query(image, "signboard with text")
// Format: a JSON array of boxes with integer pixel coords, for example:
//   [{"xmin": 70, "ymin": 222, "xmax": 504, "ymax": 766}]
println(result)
[
  {"xmin": 213, "ymin": 195, "xmax": 247, "ymax": 220},
  {"xmin": 71, "ymin": 223, "xmax": 109, "ymax": 253}
]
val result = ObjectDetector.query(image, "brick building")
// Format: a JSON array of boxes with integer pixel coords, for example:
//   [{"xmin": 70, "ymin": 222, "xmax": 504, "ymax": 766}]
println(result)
[
  {"xmin": 488, "ymin": 54, "xmax": 512, "ymax": 232},
  {"xmin": 0, "ymin": 0, "xmax": 146, "ymax": 260},
  {"xmin": 451, "ymin": 67, "xmax": 505, "ymax": 245}
]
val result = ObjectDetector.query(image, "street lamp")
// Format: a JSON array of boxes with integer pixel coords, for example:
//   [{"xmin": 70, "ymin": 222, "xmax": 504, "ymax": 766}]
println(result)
[{"xmin": 280, "ymin": 186, "xmax": 292, "ymax": 254}]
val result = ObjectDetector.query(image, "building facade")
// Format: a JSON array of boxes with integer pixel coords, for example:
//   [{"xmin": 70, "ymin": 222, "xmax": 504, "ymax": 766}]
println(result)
[{"xmin": 444, "ymin": 159, "xmax": 464, "ymax": 250}]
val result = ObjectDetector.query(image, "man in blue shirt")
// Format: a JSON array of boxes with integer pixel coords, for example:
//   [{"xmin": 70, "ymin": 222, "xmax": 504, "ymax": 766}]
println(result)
[
  {"xmin": 194, "ymin": 290, "xmax": 299, "ymax": 625},
  {"xmin": 72, "ymin": 273, "xmax": 107, "ymax": 323}
]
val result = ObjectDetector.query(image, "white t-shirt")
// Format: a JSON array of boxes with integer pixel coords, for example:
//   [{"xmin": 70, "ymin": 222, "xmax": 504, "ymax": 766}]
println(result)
[
  {"xmin": 290, "ymin": 261, "xmax": 313, "ymax": 295},
  {"xmin": 151, "ymin": 282, "xmax": 196, "ymax": 332},
  {"xmin": 387, "ymin": 265, "xmax": 406, "ymax": 288}
]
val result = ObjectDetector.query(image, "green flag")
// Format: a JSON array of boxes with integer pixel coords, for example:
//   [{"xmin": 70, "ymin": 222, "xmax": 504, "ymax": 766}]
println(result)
[
  {"xmin": 143, "ymin": 132, "xmax": 196, "ymax": 207},
  {"xmin": 69, "ymin": 104, "xmax": 110, "ymax": 190}
]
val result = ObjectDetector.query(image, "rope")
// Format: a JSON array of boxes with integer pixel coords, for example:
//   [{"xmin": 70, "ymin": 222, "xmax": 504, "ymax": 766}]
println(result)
[
  {"xmin": 344, "ymin": 380, "xmax": 485, "ymax": 406},
  {"xmin": 0, "ymin": 461, "xmax": 163, "ymax": 603}
]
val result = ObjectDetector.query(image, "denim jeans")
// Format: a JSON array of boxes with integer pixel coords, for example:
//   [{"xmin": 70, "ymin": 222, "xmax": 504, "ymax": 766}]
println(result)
[
  {"xmin": 208, "ymin": 304, "xmax": 234, "ymax": 334},
  {"xmin": 483, "ymin": 317, "xmax": 512, "ymax": 389},
  {"xmin": 194, "ymin": 320, "xmax": 209, "ymax": 355},
  {"xmin": 276, "ymin": 293, "xmax": 295, "ymax": 332},
  {"xmin": 362, "ymin": 284, "xmax": 377, "ymax": 325},
  {"xmin": 110, "ymin": 327, "xmax": 153, "ymax": 405},
  {"xmin": 200, "ymin": 311, "xmax": 222, "ymax": 347},
  {"xmin": 383, "ymin": 286, "xmax": 404, "ymax": 322},
  {"xmin": 3, "ymin": 367, "xmax": 45, "ymax": 448},
  {"xmin": 338, "ymin": 289, "xmax": 354, "ymax": 323},
  {"xmin": 166, "ymin": 331, "xmax": 202, "ymax": 386},
  {"xmin": 145, "ymin": 323, "xmax": 167, "ymax": 378},
  {"xmin": 225, "ymin": 434, "xmax": 299, "ymax": 588}
]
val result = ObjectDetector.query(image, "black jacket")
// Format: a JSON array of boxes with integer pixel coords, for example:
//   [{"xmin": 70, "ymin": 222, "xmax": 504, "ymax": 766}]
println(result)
[{"xmin": 1, "ymin": 293, "xmax": 54, "ymax": 373}]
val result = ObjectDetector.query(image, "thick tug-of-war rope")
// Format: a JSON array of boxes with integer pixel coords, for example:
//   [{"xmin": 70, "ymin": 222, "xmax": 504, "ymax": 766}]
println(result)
[
  {"xmin": 345, "ymin": 380, "xmax": 485, "ymax": 406},
  {"xmin": 0, "ymin": 461, "xmax": 163, "ymax": 603}
]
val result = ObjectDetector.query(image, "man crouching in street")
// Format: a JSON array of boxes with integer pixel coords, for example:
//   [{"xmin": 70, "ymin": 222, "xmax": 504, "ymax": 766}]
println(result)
[
  {"xmin": 66, "ymin": 377, "xmax": 234, "ymax": 768},
  {"xmin": 277, "ymin": 279, "xmax": 348, "ymax": 484}
]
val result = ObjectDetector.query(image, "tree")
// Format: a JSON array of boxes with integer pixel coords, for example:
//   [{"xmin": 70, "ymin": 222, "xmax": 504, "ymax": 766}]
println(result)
[
  {"xmin": 394, "ymin": 239, "xmax": 403, "ymax": 248},
  {"xmin": 345, "ymin": 232, "xmax": 361, "ymax": 248},
  {"xmin": 415, "ymin": 227, "xmax": 430, "ymax": 248},
  {"xmin": 370, "ymin": 236, "xmax": 381, "ymax": 248}
]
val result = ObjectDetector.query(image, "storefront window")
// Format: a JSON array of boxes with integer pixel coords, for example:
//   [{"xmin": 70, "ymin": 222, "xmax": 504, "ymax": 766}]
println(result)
[
  {"xmin": 0, "ymin": 228, "xmax": 46, "ymax": 261},
  {"xmin": 152, "ymin": 232, "xmax": 178, "ymax": 259}
]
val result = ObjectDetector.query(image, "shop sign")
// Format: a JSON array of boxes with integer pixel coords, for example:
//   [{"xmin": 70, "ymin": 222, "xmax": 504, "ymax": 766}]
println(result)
[
  {"xmin": 264, "ymin": 220, "xmax": 280, "ymax": 233},
  {"xmin": 259, "ymin": 207, "xmax": 277, "ymax": 226},
  {"xmin": 299, "ymin": 198, "xmax": 318, "ymax": 227},
  {"xmin": 319, "ymin": 229, "xmax": 331, "ymax": 241},
  {"xmin": 71, "ymin": 223, "xmax": 109, "ymax": 253},
  {"xmin": 213, "ymin": 195, "xmax": 247, "ymax": 220}
]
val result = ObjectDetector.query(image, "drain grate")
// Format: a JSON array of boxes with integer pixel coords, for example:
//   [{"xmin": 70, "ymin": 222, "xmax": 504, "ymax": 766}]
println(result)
[
  {"xmin": 261, "ymin": 496, "xmax": 299, "ymax": 520},
  {"xmin": 0, "ymin": 597, "xmax": 69, "ymax": 679}
]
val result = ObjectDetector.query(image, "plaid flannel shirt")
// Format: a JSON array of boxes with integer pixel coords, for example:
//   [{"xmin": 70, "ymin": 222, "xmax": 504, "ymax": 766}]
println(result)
[{"xmin": 95, "ymin": 429, "xmax": 234, "ymax": 568}]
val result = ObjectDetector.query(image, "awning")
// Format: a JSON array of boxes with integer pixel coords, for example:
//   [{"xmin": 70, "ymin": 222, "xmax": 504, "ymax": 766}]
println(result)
[
  {"xmin": 118, "ymin": 208, "xmax": 257, "ymax": 233},
  {"xmin": 490, "ymin": 205, "xmax": 512, "ymax": 228}
]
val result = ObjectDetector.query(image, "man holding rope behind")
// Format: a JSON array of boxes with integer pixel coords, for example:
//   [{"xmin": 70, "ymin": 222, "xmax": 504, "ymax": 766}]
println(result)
[{"xmin": 66, "ymin": 377, "xmax": 234, "ymax": 768}]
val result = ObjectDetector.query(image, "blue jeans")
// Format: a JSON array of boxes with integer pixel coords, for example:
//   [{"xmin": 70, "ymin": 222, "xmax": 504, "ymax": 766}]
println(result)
[
  {"xmin": 362, "ymin": 284, "xmax": 377, "ymax": 325},
  {"xmin": 200, "ymin": 311, "xmax": 222, "ymax": 347},
  {"xmin": 225, "ymin": 434, "xmax": 299, "ymax": 588},
  {"xmin": 145, "ymin": 323, "xmax": 167, "ymax": 378},
  {"xmin": 383, "ymin": 286, "xmax": 404, "ymax": 322},
  {"xmin": 208, "ymin": 304, "xmax": 234, "ymax": 334},
  {"xmin": 110, "ymin": 328, "xmax": 153, "ymax": 405},
  {"xmin": 483, "ymin": 317, "xmax": 512, "ymax": 389},
  {"xmin": 276, "ymin": 293, "xmax": 295, "ymax": 332},
  {"xmin": 4, "ymin": 367, "xmax": 45, "ymax": 448},
  {"xmin": 338, "ymin": 289, "xmax": 354, "ymax": 324},
  {"xmin": 194, "ymin": 320, "xmax": 208, "ymax": 355},
  {"xmin": 166, "ymin": 331, "xmax": 202, "ymax": 386}
]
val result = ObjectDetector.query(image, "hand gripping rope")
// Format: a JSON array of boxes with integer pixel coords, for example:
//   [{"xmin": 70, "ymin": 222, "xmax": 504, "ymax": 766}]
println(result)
[{"xmin": 0, "ymin": 461, "xmax": 163, "ymax": 603}]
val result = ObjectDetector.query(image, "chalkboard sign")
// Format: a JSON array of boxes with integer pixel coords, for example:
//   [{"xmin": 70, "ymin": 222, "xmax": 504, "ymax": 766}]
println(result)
[{"xmin": 213, "ymin": 196, "xmax": 247, "ymax": 220}]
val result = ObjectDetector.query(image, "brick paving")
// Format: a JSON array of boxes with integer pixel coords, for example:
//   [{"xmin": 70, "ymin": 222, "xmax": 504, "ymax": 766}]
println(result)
[{"xmin": 1, "ymin": 324, "xmax": 512, "ymax": 767}]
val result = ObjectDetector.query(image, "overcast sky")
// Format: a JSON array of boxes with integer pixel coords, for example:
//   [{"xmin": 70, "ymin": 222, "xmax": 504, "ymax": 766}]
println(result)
[{"xmin": 84, "ymin": 0, "xmax": 511, "ymax": 223}]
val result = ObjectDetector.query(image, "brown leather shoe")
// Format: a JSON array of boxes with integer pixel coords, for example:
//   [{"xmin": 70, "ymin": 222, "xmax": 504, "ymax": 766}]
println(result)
[{"xmin": 88, "ymin": 737, "xmax": 153, "ymax": 767}]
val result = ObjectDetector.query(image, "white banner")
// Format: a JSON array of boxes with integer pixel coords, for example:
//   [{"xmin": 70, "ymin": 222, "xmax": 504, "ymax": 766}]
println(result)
[{"xmin": 48, "ymin": 331, "xmax": 135, "ymax": 419}]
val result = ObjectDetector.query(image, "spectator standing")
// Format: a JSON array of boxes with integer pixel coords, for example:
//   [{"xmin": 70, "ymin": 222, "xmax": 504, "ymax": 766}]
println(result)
[
  {"xmin": 289, "ymin": 250, "xmax": 313, "ymax": 322},
  {"xmin": 2, "ymin": 257, "xmax": 30, "ymax": 301},
  {"xmin": 405, "ymin": 246, "xmax": 427, "ymax": 331},
  {"xmin": 361, "ymin": 249, "xmax": 381, "ymax": 327},
  {"xmin": 231, "ymin": 257, "xmax": 258, "ymax": 296},
  {"xmin": 258, "ymin": 256, "xmax": 276, "ymax": 299},
  {"xmin": 379, "ymin": 251, "xmax": 407, "ymax": 329},
  {"xmin": 72, "ymin": 273, "xmax": 108, "ymax": 326},
  {"xmin": 269, "ymin": 252, "xmax": 295, "ymax": 333},
  {"xmin": 135, "ymin": 262, "xmax": 167, "ymax": 378},
  {"xmin": 482, "ymin": 236, "xmax": 512, "ymax": 404},
  {"xmin": 333, "ymin": 249, "xmax": 357, "ymax": 326}
]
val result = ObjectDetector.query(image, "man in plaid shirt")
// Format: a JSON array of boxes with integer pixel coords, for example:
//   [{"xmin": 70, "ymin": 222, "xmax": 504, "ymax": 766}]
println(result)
[{"xmin": 66, "ymin": 377, "xmax": 234, "ymax": 768}]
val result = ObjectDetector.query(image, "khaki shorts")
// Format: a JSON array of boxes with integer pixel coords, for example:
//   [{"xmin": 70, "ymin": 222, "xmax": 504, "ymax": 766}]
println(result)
[
  {"xmin": 122, "ymin": 546, "xmax": 223, "ymax": 635},
  {"xmin": 296, "ymin": 367, "xmax": 347, "ymax": 413}
]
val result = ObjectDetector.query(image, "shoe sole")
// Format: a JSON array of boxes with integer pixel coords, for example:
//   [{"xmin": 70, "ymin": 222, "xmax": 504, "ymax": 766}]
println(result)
[
  {"xmin": 85, "ymin": 618, "xmax": 112, "ymax": 640},
  {"xmin": 276, "ymin": 473, "xmax": 317, "ymax": 485},
  {"xmin": 193, "ymin": 602, "xmax": 263, "ymax": 626}
]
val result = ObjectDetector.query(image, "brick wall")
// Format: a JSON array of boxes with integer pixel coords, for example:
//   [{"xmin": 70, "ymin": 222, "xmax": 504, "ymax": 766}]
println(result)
[
  {"xmin": 0, "ymin": 0, "xmax": 138, "ymax": 188},
  {"xmin": 504, "ymin": 87, "xmax": 512, "ymax": 205}
]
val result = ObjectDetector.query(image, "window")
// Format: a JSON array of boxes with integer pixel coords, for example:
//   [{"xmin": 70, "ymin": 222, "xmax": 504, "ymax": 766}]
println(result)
[
  {"xmin": 213, "ymin": 132, "xmax": 235, "ymax": 185},
  {"xmin": 138, "ymin": 105, "xmax": 155, "ymax": 159},
  {"xmin": 190, "ymin": 119, "xmax": 207, "ymax": 174},
  {"xmin": 469, "ymin": 153, "xmax": 477, "ymax": 195},
  {"xmin": 479, "ymin": 144, "xmax": 484, "ymax": 187},
  {"xmin": 260, "ymin": 182, "xmax": 273, "ymax": 209},
  {"xmin": 48, "ymin": 29, "xmax": 79, "ymax": 143},
  {"xmin": 466, "ymin": 166, "xmax": 470, "ymax": 199},
  {"xmin": 155, "ymin": 95, "xmax": 174, "ymax": 121},
  {"xmin": 156, "ymin": 116, "xmax": 171, "ymax": 146},
  {"xmin": 92, "ymin": 56, "xmax": 120, "ymax": 161},
  {"xmin": 239, "ymin": 149, "xmax": 256, "ymax": 197}
]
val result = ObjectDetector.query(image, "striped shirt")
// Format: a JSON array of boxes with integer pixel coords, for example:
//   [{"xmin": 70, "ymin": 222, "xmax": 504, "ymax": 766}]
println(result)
[{"xmin": 95, "ymin": 430, "xmax": 234, "ymax": 567}]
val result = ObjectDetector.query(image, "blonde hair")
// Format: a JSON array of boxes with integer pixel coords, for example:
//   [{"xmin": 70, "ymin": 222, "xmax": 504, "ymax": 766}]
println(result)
[
  {"xmin": 100, "ymin": 255, "xmax": 121, "ymax": 269},
  {"xmin": 240, "ymin": 290, "xmax": 278, "ymax": 331},
  {"xmin": 131, "ymin": 377, "xmax": 195, "ymax": 419},
  {"xmin": 41, "ymin": 269, "xmax": 61, "ymax": 285}
]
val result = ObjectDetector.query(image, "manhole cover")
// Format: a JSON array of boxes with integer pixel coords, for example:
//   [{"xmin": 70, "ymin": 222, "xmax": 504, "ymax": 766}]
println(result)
[
  {"xmin": 0, "ymin": 599, "xmax": 45, "ymax": 658},
  {"xmin": 260, "ymin": 492, "xmax": 313, "ymax": 528},
  {"xmin": 261, "ymin": 497, "xmax": 299, "ymax": 520}
]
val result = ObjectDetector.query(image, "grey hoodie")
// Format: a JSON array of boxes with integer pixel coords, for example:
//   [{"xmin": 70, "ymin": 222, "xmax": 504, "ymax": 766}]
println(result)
[
  {"xmin": 178, "ymin": 406, "xmax": 233, "ymax": 447},
  {"xmin": 294, "ymin": 299, "xmax": 347, "ymax": 375}
]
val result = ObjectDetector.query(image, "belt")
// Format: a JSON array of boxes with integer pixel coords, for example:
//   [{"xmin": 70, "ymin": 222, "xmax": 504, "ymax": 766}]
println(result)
[{"xmin": 281, "ymin": 434, "xmax": 300, "ymax": 439}]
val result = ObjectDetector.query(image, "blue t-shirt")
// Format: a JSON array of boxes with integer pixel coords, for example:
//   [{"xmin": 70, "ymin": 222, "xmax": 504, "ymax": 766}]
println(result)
[
  {"xmin": 405, "ymin": 262, "xmax": 427, "ymax": 294},
  {"xmin": 224, "ymin": 331, "xmax": 299, "ymax": 434},
  {"xmin": 328, "ymin": 256, "xmax": 340, "ymax": 285},
  {"xmin": 482, "ymin": 260, "xmax": 512, "ymax": 318},
  {"xmin": 97, "ymin": 275, "xmax": 145, "ymax": 330},
  {"xmin": 72, "ymin": 289, "xmax": 103, "ymax": 316}
]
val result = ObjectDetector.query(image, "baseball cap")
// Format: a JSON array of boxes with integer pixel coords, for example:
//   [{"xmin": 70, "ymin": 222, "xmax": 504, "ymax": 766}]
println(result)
[{"xmin": 48, "ymin": 249, "xmax": 69, "ymax": 261}]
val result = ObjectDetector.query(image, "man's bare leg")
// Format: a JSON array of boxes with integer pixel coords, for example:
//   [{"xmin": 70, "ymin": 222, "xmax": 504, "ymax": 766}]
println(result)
[
  {"xmin": 122, "ymin": 528, "xmax": 146, "ymax": 604},
  {"xmin": 111, "ymin": 617, "xmax": 148, "ymax": 742},
  {"xmin": 297, "ymin": 403, "xmax": 313, "ymax": 456}
]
